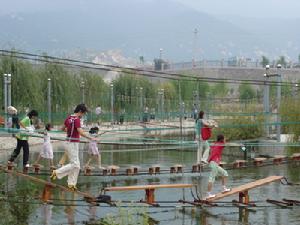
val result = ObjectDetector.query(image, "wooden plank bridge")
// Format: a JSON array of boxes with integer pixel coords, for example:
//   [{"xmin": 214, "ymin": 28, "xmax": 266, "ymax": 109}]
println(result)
[{"xmin": 206, "ymin": 176, "xmax": 284, "ymax": 203}]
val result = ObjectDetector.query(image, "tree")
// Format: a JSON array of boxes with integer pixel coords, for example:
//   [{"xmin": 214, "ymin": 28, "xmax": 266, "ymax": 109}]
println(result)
[
  {"xmin": 261, "ymin": 56, "xmax": 270, "ymax": 67},
  {"xmin": 239, "ymin": 83, "xmax": 256, "ymax": 100},
  {"xmin": 210, "ymin": 81, "xmax": 228, "ymax": 97},
  {"xmin": 277, "ymin": 56, "xmax": 287, "ymax": 68}
]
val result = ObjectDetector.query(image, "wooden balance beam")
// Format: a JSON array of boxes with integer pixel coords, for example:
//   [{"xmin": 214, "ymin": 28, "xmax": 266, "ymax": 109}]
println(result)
[
  {"xmin": 105, "ymin": 183, "xmax": 194, "ymax": 204},
  {"xmin": 0, "ymin": 167, "xmax": 96, "ymax": 203},
  {"xmin": 206, "ymin": 175, "xmax": 283, "ymax": 203}
]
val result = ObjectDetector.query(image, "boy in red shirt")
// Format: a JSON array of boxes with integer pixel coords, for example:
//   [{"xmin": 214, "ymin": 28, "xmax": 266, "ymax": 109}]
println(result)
[{"xmin": 206, "ymin": 134, "xmax": 231, "ymax": 199}]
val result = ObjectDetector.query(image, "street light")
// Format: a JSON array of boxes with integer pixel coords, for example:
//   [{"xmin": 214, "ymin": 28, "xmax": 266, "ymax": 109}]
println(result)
[
  {"xmin": 47, "ymin": 78, "xmax": 52, "ymax": 123},
  {"xmin": 159, "ymin": 48, "xmax": 164, "ymax": 71},
  {"xmin": 80, "ymin": 81, "xmax": 85, "ymax": 103},
  {"xmin": 7, "ymin": 74, "xmax": 11, "ymax": 107},
  {"xmin": 3, "ymin": 74, "xmax": 8, "ymax": 128},
  {"xmin": 263, "ymin": 65, "xmax": 270, "ymax": 137},
  {"xmin": 263, "ymin": 64, "xmax": 282, "ymax": 141},
  {"xmin": 110, "ymin": 83, "xmax": 114, "ymax": 125},
  {"xmin": 192, "ymin": 28, "xmax": 198, "ymax": 68}
]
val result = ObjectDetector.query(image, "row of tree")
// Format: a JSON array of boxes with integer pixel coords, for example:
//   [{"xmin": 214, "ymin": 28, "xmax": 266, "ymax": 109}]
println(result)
[
  {"xmin": 0, "ymin": 55, "xmax": 295, "ymax": 122},
  {"xmin": 261, "ymin": 55, "xmax": 300, "ymax": 68}
]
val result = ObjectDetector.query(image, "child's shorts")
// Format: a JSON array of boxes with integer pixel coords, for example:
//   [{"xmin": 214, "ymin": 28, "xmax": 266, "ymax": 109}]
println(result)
[{"xmin": 208, "ymin": 161, "xmax": 228, "ymax": 183}]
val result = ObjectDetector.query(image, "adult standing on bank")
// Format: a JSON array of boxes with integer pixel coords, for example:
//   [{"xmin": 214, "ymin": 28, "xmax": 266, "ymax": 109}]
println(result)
[
  {"xmin": 8, "ymin": 109, "xmax": 39, "ymax": 168},
  {"xmin": 51, "ymin": 104, "xmax": 96, "ymax": 191}
]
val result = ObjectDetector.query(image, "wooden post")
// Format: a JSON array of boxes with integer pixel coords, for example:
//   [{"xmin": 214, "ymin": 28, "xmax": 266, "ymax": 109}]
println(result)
[
  {"xmin": 126, "ymin": 168, "xmax": 133, "ymax": 176},
  {"xmin": 170, "ymin": 166, "xmax": 176, "ymax": 173},
  {"xmin": 42, "ymin": 184, "xmax": 53, "ymax": 202},
  {"xmin": 192, "ymin": 164, "xmax": 199, "ymax": 172},
  {"xmin": 239, "ymin": 191, "xmax": 249, "ymax": 204},
  {"xmin": 102, "ymin": 169, "xmax": 108, "ymax": 176},
  {"xmin": 154, "ymin": 166, "xmax": 160, "ymax": 174},
  {"xmin": 149, "ymin": 167, "xmax": 154, "ymax": 175},
  {"xmin": 33, "ymin": 165, "xmax": 41, "ymax": 174},
  {"xmin": 177, "ymin": 166, "xmax": 183, "ymax": 173},
  {"xmin": 145, "ymin": 188, "xmax": 155, "ymax": 204},
  {"xmin": 84, "ymin": 167, "xmax": 92, "ymax": 176},
  {"xmin": 23, "ymin": 167, "xmax": 29, "ymax": 174},
  {"xmin": 7, "ymin": 164, "xmax": 14, "ymax": 171},
  {"xmin": 111, "ymin": 168, "xmax": 117, "ymax": 176},
  {"xmin": 133, "ymin": 167, "xmax": 138, "ymax": 175}
]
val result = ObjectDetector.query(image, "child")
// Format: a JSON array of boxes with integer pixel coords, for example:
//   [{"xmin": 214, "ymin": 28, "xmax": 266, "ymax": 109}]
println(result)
[
  {"xmin": 85, "ymin": 127, "xmax": 102, "ymax": 169},
  {"xmin": 34, "ymin": 123, "xmax": 54, "ymax": 168},
  {"xmin": 8, "ymin": 109, "xmax": 39, "ymax": 168},
  {"xmin": 206, "ymin": 134, "xmax": 231, "ymax": 199}
]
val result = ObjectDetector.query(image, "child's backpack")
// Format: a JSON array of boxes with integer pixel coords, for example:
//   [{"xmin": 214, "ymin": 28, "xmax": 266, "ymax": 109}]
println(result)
[{"xmin": 201, "ymin": 126, "xmax": 212, "ymax": 140}]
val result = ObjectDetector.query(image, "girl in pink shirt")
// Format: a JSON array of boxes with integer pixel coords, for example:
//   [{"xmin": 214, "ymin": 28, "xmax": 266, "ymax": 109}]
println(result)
[{"xmin": 206, "ymin": 134, "xmax": 231, "ymax": 199}]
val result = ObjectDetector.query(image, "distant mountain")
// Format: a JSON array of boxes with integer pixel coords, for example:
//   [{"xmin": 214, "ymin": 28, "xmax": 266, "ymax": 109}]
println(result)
[
  {"xmin": 0, "ymin": 0, "xmax": 298, "ymax": 63},
  {"xmin": 218, "ymin": 15, "xmax": 300, "ymax": 61}
]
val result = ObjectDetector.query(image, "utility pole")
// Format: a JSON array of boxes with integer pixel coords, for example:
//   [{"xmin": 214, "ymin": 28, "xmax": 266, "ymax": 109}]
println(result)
[
  {"xmin": 110, "ymin": 83, "xmax": 114, "ymax": 125},
  {"xmin": 192, "ymin": 28, "xmax": 198, "ymax": 68},
  {"xmin": 263, "ymin": 65, "xmax": 270, "ymax": 137},
  {"xmin": 80, "ymin": 81, "xmax": 85, "ymax": 104},
  {"xmin": 47, "ymin": 78, "xmax": 52, "ymax": 123},
  {"xmin": 7, "ymin": 74, "xmax": 11, "ymax": 107},
  {"xmin": 159, "ymin": 48, "xmax": 164, "ymax": 71},
  {"xmin": 178, "ymin": 81, "xmax": 183, "ymax": 140},
  {"xmin": 276, "ymin": 64, "xmax": 282, "ymax": 142},
  {"xmin": 3, "ymin": 74, "xmax": 8, "ymax": 128}
]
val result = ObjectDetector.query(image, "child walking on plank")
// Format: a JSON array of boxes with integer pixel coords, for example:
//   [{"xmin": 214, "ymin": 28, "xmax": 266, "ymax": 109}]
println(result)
[
  {"xmin": 206, "ymin": 134, "xmax": 231, "ymax": 199},
  {"xmin": 34, "ymin": 123, "xmax": 54, "ymax": 168}
]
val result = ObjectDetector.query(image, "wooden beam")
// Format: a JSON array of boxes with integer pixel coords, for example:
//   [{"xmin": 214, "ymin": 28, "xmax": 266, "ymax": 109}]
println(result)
[
  {"xmin": 207, "ymin": 176, "xmax": 283, "ymax": 202},
  {"xmin": 1, "ymin": 167, "xmax": 95, "ymax": 202},
  {"xmin": 105, "ymin": 183, "xmax": 194, "ymax": 192}
]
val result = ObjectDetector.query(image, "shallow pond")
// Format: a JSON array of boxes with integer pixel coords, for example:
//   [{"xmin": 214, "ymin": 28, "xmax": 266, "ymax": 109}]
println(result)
[{"xmin": 0, "ymin": 143, "xmax": 299, "ymax": 225}]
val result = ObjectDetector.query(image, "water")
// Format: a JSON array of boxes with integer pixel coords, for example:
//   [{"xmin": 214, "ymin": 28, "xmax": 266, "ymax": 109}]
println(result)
[{"xmin": 0, "ymin": 143, "xmax": 299, "ymax": 225}]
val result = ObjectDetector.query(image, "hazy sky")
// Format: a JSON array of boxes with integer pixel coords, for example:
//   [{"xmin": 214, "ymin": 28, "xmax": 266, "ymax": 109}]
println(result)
[
  {"xmin": 176, "ymin": 0, "xmax": 300, "ymax": 18},
  {"xmin": 0, "ymin": 0, "xmax": 299, "ymax": 19}
]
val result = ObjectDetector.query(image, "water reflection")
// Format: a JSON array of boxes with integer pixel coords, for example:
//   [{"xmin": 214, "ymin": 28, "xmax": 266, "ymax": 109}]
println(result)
[
  {"xmin": 41, "ymin": 203, "xmax": 53, "ymax": 225},
  {"xmin": 0, "ymin": 142, "xmax": 299, "ymax": 224}
]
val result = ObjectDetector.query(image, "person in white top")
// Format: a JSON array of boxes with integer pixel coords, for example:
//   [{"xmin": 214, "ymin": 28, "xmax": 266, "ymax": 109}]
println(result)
[
  {"xmin": 34, "ymin": 123, "xmax": 54, "ymax": 168},
  {"xmin": 95, "ymin": 105, "xmax": 102, "ymax": 125},
  {"xmin": 85, "ymin": 127, "xmax": 102, "ymax": 169}
]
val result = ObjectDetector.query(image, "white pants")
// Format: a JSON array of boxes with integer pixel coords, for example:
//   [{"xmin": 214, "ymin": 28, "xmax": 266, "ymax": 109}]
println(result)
[
  {"xmin": 197, "ymin": 139, "xmax": 210, "ymax": 163},
  {"xmin": 56, "ymin": 142, "xmax": 80, "ymax": 186}
]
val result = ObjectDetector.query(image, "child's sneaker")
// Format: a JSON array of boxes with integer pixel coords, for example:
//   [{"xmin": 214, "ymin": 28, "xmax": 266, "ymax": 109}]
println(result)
[
  {"xmin": 50, "ymin": 170, "xmax": 57, "ymax": 180},
  {"xmin": 68, "ymin": 185, "xmax": 78, "ymax": 191},
  {"xmin": 222, "ymin": 187, "xmax": 231, "ymax": 193},
  {"xmin": 201, "ymin": 160, "xmax": 208, "ymax": 164},
  {"xmin": 205, "ymin": 193, "xmax": 216, "ymax": 199}
]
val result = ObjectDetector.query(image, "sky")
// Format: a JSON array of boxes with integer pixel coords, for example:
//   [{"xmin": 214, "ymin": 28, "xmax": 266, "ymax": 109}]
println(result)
[
  {"xmin": 0, "ymin": 0, "xmax": 299, "ymax": 19},
  {"xmin": 176, "ymin": 0, "xmax": 300, "ymax": 19}
]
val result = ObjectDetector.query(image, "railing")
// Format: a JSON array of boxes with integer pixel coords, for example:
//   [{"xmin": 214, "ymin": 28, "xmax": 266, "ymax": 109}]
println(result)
[{"xmin": 162, "ymin": 60, "xmax": 300, "ymax": 71}]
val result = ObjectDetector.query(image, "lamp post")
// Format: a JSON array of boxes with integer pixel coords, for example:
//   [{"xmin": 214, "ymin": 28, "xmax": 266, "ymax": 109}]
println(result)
[
  {"xmin": 3, "ymin": 74, "xmax": 8, "ymax": 128},
  {"xmin": 47, "ymin": 78, "xmax": 52, "ymax": 123},
  {"xmin": 263, "ymin": 65, "xmax": 270, "ymax": 137},
  {"xmin": 7, "ymin": 74, "xmax": 11, "ymax": 107},
  {"xmin": 263, "ymin": 64, "xmax": 282, "ymax": 141},
  {"xmin": 276, "ymin": 64, "xmax": 282, "ymax": 142},
  {"xmin": 140, "ymin": 87, "xmax": 143, "ymax": 111},
  {"xmin": 159, "ymin": 48, "xmax": 163, "ymax": 71},
  {"xmin": 80, "ymin": 81, "xmax": 85, "ymax": 104},
  {"xmin": 110, "ymin": 83, "xmax": 114, "ymax": 125},
  {"xmin": 192, "ymin": 28, "xmax": 198, "ymax": 68}
]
